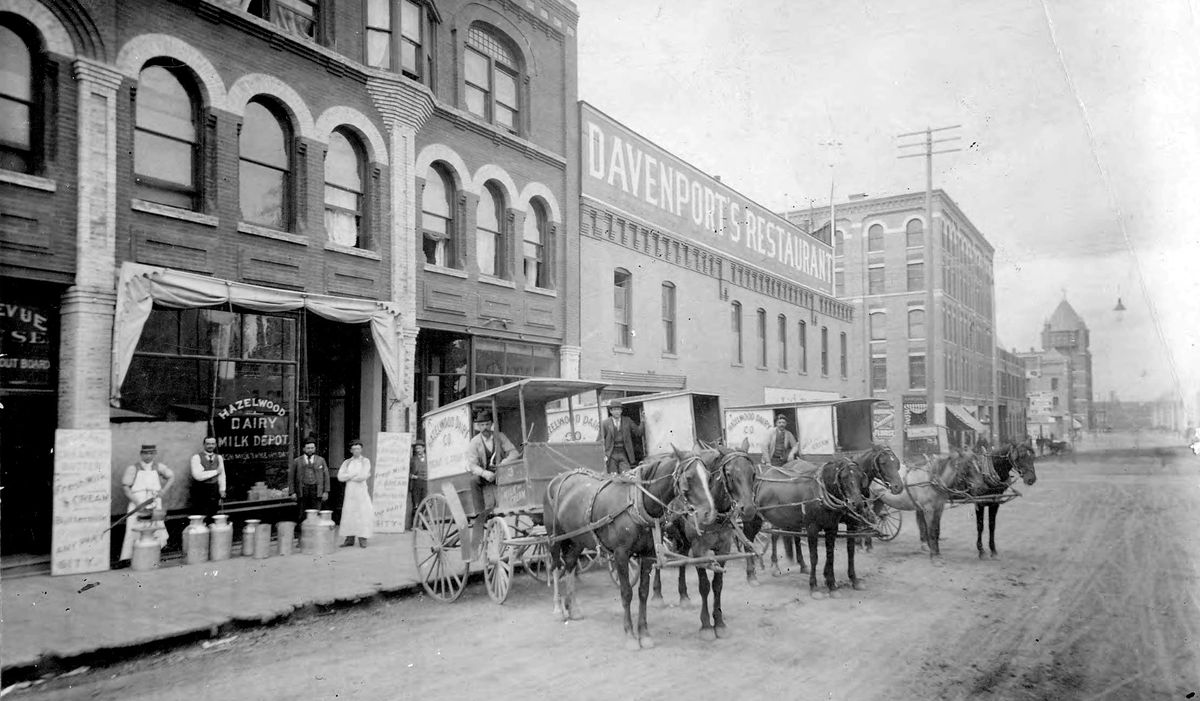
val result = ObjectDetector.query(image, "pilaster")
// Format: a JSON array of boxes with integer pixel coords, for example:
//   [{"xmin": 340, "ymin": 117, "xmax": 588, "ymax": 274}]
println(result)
[{"xmin": 559, "ymin": 345, "xmax": 581, "ymax": 380}]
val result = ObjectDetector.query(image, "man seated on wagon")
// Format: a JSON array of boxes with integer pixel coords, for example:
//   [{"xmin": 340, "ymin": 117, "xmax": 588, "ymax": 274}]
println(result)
[
  {"xmin": 467, "ymin": 409, "xmax": 520, "ymax": 510},
  {"xmin": 761, "ymin": 413, "xmax": 798, "ymax": 467}
]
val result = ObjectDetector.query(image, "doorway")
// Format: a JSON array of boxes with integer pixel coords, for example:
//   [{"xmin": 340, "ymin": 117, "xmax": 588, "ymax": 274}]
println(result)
[
  {"xmin": 0, "ymin": 394, "xmax": 56, "ymax": 560},
  {"xmin": 301, "ymin": 315, "xmax": 362, "ymax": 520}
]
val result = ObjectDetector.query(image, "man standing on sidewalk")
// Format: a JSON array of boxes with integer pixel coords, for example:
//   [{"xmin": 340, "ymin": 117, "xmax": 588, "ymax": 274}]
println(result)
[
  {"xmin": 189, "ymin": 437, "xmax": 226, "ymax": 520},
  {"xmin": 288, "ymin": 438, "xmax": 329, "ymax": 520},
  {"xmin": 118, "ymin": 444, "xmax": 174, "ymax": 566}
]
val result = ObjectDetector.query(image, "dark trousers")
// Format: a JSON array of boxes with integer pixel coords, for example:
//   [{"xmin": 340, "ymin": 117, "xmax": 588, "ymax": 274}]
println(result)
[
  {"xmin": 606, "ymin": 451, "xmax": 631, "ymax": 474},
  {"xmin": 297, "ymin": 483, "xmax": 324, "ymax": 521},
  {"xmin": 191, "ymin": 483, "xmax": 221, "ymax": 520}
]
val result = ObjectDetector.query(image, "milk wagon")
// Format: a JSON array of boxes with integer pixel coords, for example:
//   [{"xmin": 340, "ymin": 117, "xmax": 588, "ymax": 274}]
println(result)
[
  {"xmin": 610, "ymin": 390, "xmax": 724, "ymax": 460},
  {"xmin": 413, "ymin": 378, "xmax": 609, "ymax": 603}
]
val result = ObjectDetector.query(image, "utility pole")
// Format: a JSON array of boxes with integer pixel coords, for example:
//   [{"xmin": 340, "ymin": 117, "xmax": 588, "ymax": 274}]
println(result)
[{"xmin": 898, "ymin": 125, "xmax": 960, "ymax": 447}]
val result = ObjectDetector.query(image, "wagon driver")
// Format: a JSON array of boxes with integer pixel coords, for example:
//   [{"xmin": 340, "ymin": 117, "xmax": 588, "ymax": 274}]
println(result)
[
  {"xmin": 601, "ymin": 401, "xmax": 643, "ymax": 473},
  {"xmin": 761, "ymin": 413, "xmax": 798, "ymax": 467},
  {"xmin": 467, "ymin": 410, "xmax": 519, "ymax": 543}
]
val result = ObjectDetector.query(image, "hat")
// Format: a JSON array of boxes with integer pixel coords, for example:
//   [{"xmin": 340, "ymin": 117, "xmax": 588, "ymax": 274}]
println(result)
[
  {"xmin": 413, "ymin": 439, "xmax": 425, "ymax": 447},
  {"xmin": 140, "ymin": 444, "xmax": 156, "ymax": 452},
  {"xmin": 473, "ymin": 409, "xmax": 493, "ymax": 424},
  {"xmin": 605, "ymin": 400, "xmax": 623, "ymax": 411}
]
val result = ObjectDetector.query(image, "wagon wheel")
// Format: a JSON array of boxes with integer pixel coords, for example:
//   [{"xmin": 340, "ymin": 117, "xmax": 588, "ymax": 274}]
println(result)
[
  {"xmin": 753, "ymin": 530, "xmax": 772, "ymax": 560},
  {"xmin": 521, "ymin": 539, "xmax": 551, "ymax": 582},
  {"xmin": 483, "ymin": 517, "xmax": 514, "ymax": 604},
  {"xmin": 872, "ymin": 504, "xmax": 902, "ymax": 541},
  {"xmin": 607, "ymin": 552, "xmax": 640, "ymax": 585},
  {"xmin": 411, "ymin": 494, "xmax": 468, "ymax": 603},
  {"xmin": 577, "ymin": 548, "xmax": 600, "ymax": 573}
]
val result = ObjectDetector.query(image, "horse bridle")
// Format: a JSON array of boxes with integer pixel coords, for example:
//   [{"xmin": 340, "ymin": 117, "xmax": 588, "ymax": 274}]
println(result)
[{"xmin": 865, "ymin": 446, "xmax": 902, "ymax": 494}]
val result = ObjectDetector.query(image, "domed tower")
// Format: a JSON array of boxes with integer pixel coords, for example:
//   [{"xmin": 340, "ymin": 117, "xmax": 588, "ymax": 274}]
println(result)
[{"xmin": 1041, "ymin": 299, "xmax": 1094, "ymax": 430}]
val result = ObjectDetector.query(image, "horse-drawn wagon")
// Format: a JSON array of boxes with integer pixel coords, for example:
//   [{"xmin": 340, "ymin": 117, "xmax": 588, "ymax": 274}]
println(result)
[
  {"xmin": 413, "ymin": 378, "xmax": 609, "ymax": 603},
  {"xmin": 609, "ymin": 390, "xmax": 723, "ymax": 460}
]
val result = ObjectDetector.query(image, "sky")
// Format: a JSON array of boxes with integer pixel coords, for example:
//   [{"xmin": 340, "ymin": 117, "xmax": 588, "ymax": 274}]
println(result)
[{"xmin": 572, "ymin": 0, "xmax": 1200, "ymax": 406}]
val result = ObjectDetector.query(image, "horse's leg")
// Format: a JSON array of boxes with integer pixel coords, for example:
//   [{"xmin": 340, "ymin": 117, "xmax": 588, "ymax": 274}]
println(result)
[
  {"xmin": 807, "ymin": 526, "xmax": 823, "ymax": 599},
  {"xmin": 696, "ymin": 566, "xmax": 714, "ymax": 641},
  {"xmin": 743, "ymin": 515, "xmax": 763, "ymax": 585},
  {"xmin": 988, "ymin": 503, "xmax": 1000, "ymax": 558},
  {"xmin": 795, "ymin": 534, "xmax": 808, "ymax": 574},
  {"xmin": 975, "ymin": 504, "xmax": 986, "ymax": 559},
  {"xmin": 823, "ymin": 525, "xmax": 837, "ymax": 594},
  {"xmin": 770, "ymin": 534, "xmax": 783, "ymax": 577},
  {"xmin": 677, "ymin": 563, "xmax": 691, "ymax": 607},
  {"xmin": 651, "ymin": 567, "xmax": 664, "ymax": 606},
  {"xmin": 636, "ymin": 556, "xmax": 655, "ymax": 649},
  {"xmin": 928, "ymin": 503, "xmax": 946, "ymax": 562},
  {"xmin": 847, "ymin": 525, "xmax": 863, "ymax": 591},
  {"xmin": 915, "ymin": 508, "xmax": 930, "ymax": 551},
  {"xmin": 550, "ymin": 540, "xmax": 565, "ymax": 619},
  {"xmin": 782, "ymin": 534, "xmax": 795, "ymax": 563},
  {"xmin": 614, "ymin": 551, "xmax": 639, "ymax": 651},
  {"xmin": 712, "ymin": 567, "xmax": 727, "ymax": 638}
]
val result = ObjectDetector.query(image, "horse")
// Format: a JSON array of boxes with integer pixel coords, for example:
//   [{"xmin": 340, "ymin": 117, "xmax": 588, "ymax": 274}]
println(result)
[
  {"xmin": 544, "ymin": 447, "xmax": 718, "ymax": 651},
  {"xmin": 871, "ymin": 450, "xmax": 988, "ymax": 561},
  {"xmin": 742, "ymin": 457, "xmax": 873, "ymax": 598},
  {"xmin": 747, "ymin": 444, "xmax": 905, "ymax": 580},
  {"xmin": 974, "ymin": 442, "xmax": 1038, "ymax": 559},
  {"xmin": 649, "ymin": 443, "xmax": 758, "ymax": 640}
]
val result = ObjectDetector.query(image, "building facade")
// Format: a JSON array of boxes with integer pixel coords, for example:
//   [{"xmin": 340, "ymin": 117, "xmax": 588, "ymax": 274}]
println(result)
[
  {"xmin": 996, "ymin": 346, "xmax": 1028, "ymax": 443},
  {"xmin": 1018, "ymin": 348, "xmax": 1072, "ymax": 440},
  {"xmin": 578, "ymin": 103, "xmax": 852, "ymax": 405},
  {"xmin": 783, "ymin": 190, "xmax": 997, "ymax": 457},
  {"xmin": 0, "ymin": 0, "xmax": 577, "ymax": 574},
  {"xmin": 1039, "ymin": 299, "xmax": 1093, "ymax": 430}
]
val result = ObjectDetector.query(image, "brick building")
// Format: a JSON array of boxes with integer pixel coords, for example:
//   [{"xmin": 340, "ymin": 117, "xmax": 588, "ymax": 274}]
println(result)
[
  {"xmin": 1039, "ymin": 299, "xmax": 1093, "ymax": 429},
  {"xmin": 782, "ymin": 190, "xmax": 997, "ymax": 457},
  {"xmin": 1018, "ymin": 348, "xmax": 1071, "ymax": 440},
  {"xmin": 996, "ymin": 346, "xmax": 1027, "ymax": 443},
  {"xmin": 0, "ymin": 0, "xmax": 578, "ymax": 574},
  {"xmin": 578, "ymin": 103, "xmax": 853, "ymax": 406}
]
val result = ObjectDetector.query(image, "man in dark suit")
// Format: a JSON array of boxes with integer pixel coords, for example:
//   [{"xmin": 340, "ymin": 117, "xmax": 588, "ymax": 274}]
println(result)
[
  {"xmin": 601, "ymin": 402, "xmax": 643, "ymax": 473},
  {"xmin": 288, "ymin": 438, "xmax": 330, "ymax": 520}
]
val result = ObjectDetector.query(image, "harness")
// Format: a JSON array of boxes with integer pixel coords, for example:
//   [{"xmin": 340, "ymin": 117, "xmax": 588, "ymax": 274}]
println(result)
[{"xmin": 753, "ymin": 460, "xmax": 863, "ymax": 520}]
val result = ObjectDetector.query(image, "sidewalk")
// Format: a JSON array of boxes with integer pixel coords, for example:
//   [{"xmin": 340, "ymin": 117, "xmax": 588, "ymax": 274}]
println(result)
[{"xmin": 1, "ymin": 533, "xmax": 424, "ymax": 675}]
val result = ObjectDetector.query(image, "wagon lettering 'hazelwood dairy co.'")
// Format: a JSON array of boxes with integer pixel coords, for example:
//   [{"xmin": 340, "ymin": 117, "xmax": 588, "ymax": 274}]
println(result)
[
  {"xmin": 424, "ymin": 405, "xmax": 473, "ymax": 481},
  {"xmin": 546, "ymin": 409, "xmax": 600, "ymax": 443},
  {"xmin": 723, "ymin": 409, "xmax": 774, "ymax": 455}
]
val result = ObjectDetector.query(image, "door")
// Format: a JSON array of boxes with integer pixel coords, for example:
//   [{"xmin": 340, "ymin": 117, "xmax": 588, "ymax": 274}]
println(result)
[{"xmin": 0, "ymin": 395, "xmax": 56, "ymax": 557}]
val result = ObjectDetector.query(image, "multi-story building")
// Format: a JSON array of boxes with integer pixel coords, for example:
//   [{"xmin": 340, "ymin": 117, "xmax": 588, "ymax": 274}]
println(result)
[
  {"xmin": 1039, "ymin": 299, "xmax": 1093, "ymax": 429},
  {"xmin": 0, "ymin": 0, "xmax": 577, "ymax": 574},
  {"xmin": 782, "ymin": 190, "xmax": 996, "ymax": 457},
  {"xmin": 996, "ymin": 346, "xmax": 1028, "ymax": 443},
  {"xmin": 1018, "ymin": 348, "xmax": 1072, "ymax": 440},
  {"xmin": 578, "ymin": 104, "xmax": 852, "ymax": 405}
]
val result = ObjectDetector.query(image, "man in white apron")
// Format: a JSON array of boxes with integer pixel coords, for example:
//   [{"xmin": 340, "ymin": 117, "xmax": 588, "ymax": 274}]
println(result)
[{"xmin": 118, "ymin": 444, "xmax": 175, "ymax": 565}]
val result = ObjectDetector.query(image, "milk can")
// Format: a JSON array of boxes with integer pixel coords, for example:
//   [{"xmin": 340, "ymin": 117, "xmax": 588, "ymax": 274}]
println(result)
[
  {"xmin": 253, "ymin": 523, "xmax": 272, "ymax": 559},
  {"xmin": 276, "ymin": 521, "xmax": 296, "ymax": 556},
  {"xmin": 183, "ymin": 515, "xmax": 210, "ymax": 565},
  {"xmin": 242, "ymin": 519, "xmax": 261, "ymax": 557},
  {"xmin": 209, "ymin": 514, "xmax": 233, "ymax": 561},
  {"xmin": 318, "ymin": 510, "xmax": 336, "ymax": 555},
  {"xmin": 300, "ymin": 510, "xmax": 321, "ymax": 555},
  {"xmin": 130, "ymin": 525, "xmax": 161, "ymax": 571}
]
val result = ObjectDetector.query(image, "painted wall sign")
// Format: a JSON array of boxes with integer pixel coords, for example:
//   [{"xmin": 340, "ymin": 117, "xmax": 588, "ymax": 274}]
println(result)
[
  {"xmin": 424, "ymin": 405, "xmax": 473, "ymax": 481},
  {"xmin": 0, "ymin": 300, "xmax": 55, "ymax": 389},
  {"xmin": 873, "ymin": 403, "xmax": 896, "ymax": 439},
  {"xmin": 581, "ymin": 103, "xmax": 834, "ymax": 294},
  {"xmin": 52, "ymin": 429, "xmax": 112, "ymax": 575},
  {"xmin": 212, "ymin": 397, "xmax": 290, "ymax": 497},
  {"xmin": 372, "ymin": 432, "xmax": 412, "ymax": 533}
]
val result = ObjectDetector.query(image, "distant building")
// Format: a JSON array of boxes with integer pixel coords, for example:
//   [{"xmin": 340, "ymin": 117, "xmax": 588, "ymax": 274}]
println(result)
[
  {"xmin": 1019, "ymin": 348, "xmax": 1072, "ymax": 440},
  {"xmin": 1040, "ymin": 300, "xmax": 1094, "ymax": 429},
  {"xmin": 1017, "ymin": 299, "xmax": 1094, "ymax": 439},
  {"xmin": 996, "ymin": 347, "xmax": 1028, "ymax": 443}
]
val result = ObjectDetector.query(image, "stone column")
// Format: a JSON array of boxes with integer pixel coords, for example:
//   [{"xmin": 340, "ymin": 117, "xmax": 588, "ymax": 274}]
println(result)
[{"xmin": 559, "ymin": 345, "xmax": 582, "ymax": 380}]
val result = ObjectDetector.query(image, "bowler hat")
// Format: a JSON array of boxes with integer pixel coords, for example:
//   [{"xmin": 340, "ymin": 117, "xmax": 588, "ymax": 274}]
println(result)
[
  {"xmin": 140, "ymin": 444, "xmax": 156, "ymax": 452},
  {"xmin": 473, "ymin": 409, "xmax": 493, "ymax": 424}
]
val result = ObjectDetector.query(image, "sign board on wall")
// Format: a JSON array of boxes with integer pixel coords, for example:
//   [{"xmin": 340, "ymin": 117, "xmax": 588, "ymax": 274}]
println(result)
[
  {"xmin": 52, "ymin": 429, "xmax": 112, "ymax": 575},
  {"xmin": 424, "ymin": 405, "xmax": 473, "ymax": 480},
  {"xmin": 763, "ymin": 387, "xmax": 841, "ymax": 404},
  {"xmin": 372, "ymin": 432, "xmax": 411, "ymax": 533},
  {"xmin": 873, "ymin": 403, "xmax": 896, "ymax": 438},
  {"xmin": 0, "ymin": 299, "xmax": 55, "ymax": 389},
  {"xmin": 581, "ymin": 103, "xmax": 834, "ymax": 294}
]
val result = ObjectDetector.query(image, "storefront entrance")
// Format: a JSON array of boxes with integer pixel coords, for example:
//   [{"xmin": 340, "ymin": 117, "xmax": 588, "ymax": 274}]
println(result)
[
  {"xmin": 301, "ymin": 314, "xmax": 363, "ymax": 519},
  {"xmin": 0, "ymin": 394, "xmax": 56, "ymax": 559}
]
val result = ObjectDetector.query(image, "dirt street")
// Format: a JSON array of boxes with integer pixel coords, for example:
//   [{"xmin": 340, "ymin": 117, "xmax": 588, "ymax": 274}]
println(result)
[{"xmin": 16, "ymin": 448, "xmax": 1200, "ymax": 700}]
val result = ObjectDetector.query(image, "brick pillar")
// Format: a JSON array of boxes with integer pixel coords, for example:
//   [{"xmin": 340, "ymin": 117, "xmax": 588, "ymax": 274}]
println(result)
[{"xmin": 559, "ymin": 345, "xmax": 581, "ymax": 380}]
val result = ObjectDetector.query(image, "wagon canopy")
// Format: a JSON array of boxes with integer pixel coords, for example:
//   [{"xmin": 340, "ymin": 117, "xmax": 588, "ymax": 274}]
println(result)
[
  {"xmin": 432, "ymin": 377, "xmax": 610, "ymax": 415},
  {"xmin": 724, "ymin": 398, "xmax": 884, "ymax": 456}
]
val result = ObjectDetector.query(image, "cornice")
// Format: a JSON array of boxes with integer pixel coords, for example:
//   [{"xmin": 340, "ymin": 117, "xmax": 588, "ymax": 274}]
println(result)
[{"xmin": 432, "ymin": 104, "xmax": 566, "ymax": 170}]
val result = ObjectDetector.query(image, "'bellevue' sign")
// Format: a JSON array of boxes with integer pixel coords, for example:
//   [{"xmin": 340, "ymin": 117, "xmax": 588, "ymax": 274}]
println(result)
[{"xmin": 581, "ymin": 103, "xmax": 834, "ymax": 295}]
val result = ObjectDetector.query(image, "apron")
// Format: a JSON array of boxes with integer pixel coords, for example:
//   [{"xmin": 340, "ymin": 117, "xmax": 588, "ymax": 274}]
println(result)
[
  {"xmin": 119, "ymin": 464, "xmax": 167, "ymax": 560},
  {"xmin": 338, "ymin": 457, "xmax": 374, "ymax": 539}
]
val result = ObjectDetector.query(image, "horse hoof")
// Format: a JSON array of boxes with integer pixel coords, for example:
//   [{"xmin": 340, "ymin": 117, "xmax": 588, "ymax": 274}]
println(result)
[
  {"xmin": 771, "ymin": 569, "xmax": 783, "ymax": 578},
  {"xmin": 625, "ymin": 638, "xmax": 642, "ymax": 652},
  {"xmin": 714, "ymin": 625, "xmax": 729, "ymax": 639},
  {"xmin": 640, "ymin": 636, "xmax": 656, "ymax": 650},
  {"xmin": 747, "ymin": 577, "xmax": 761, "ymax": 588},
  {"xmin": 978, "ymin": 551, "xmax": 986, "ymax": 560},
  {"xmin": 930, "ymin": 557, "xmax": 945, "ymax": 568},
  {"xmin": 699, "ymin": 627, "xmax": 717, "ymax": 642},
  {"xmin": 810, "ymin": 590, "xmax": 828, "ymax": 600},
  {"xmin": 800, "ymin": 566, "xmax": 809, "ymax": 574},
  {"xmin": 990, "ymin": 552, "xmax": 999, "ymax": 559},
  {"xmin": 851, "ymin": 581, "xmax": 865, "ymax": 591},
  {"xmin": 652, "ymin": 596, "xmax": 667, "ymax": 609},
  {"xmin": 677, "ymin": 597, "xmax": 693, "ymax": 609}
]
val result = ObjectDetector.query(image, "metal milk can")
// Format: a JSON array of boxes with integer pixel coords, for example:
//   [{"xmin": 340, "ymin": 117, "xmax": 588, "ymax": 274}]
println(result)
[
  {"xmin": 318, "ymin": 510, "xmax": 336, "ymax": 554},
  {"xmin": 209, "ymin": 514, "xmax": 233, "ymax": 561},
  {"xmin": 300, "ymin": 509, "xmax": 321, "ymax": 555},
  {"xmin": 130, "ymin": 525, "xmax": 160, "ymax": 571},
  {"xmin": 242, "ymin": 519, "xmax": 261, "ymax": 557},
  {"xmin": 276, "ymin": 521, "xmax": 296, "ymax": 556},
  {"xmin": 253, "ymin": 523, "xmax": 272, "ymax": 559},
  {"xmin": 183, "ymin": 515, "xmax": 209, "ymax": 565}
]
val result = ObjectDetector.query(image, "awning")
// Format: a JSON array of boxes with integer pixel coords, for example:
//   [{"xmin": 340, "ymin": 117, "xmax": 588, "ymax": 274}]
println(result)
[
  {"xmin": 111, "ymin": 263, "xmax": 403, "ymax": 404},
  {"xmin": 946, "ymin": 404, "xmax": 987, "ymax": 433}
]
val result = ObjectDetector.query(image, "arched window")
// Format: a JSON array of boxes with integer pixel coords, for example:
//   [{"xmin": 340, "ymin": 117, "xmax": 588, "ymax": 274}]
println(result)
[
  {"xmin": 756, "ymin": 308, "xmax": 767, "ymax": 367},
  {"xmin": 465, "ymin": 24, "xmax": 520, "ymax": 133},
  {"xmin": 0, "ymin": 20, "xmax": 39, "ymax": 174},
  {"xmin": 778, "ymin": 314, "xmax": 788, "ymax": 370},
  {"xmin": 476, "ymin": 182, "xmax": 504, "ymax": 277},
  {"xmin": 135, "ymin": 64, "xmax": 200, "ymax": 209},
  {"xmin": 908, "ymin": 308, "xmax": 926, "ymax": 339},
  {"xmin": 421, "ymin": 163, "xmax": 456, "ymax": 268},
  {"xmin": 661, "ymin": 281, "xmax": 676, "ymax": 354},
  {"xmin": 867, "ymin": 223, "xmax": 884, "ymax": 252},
  {"xmin": 324, "ymin": 129, "xmax": 365, "ymax": 247},
  {"xmin": 614, "ymin": 268, "xmax": 631, "ymax": 347},
  {"xmin": 239, "ymin": 99, "xmax": 292, "ymax": 229},
  {"xmin": 906, "ymin": 218, "xmax": 924, "ymax": 248},
  {"xmin": 730, "ymin": 301, "xmax": 743, "ymax": 364},
  {"xmin": 833, "ymin": 230, "xmax": 844, "ymax": 257},
  {"xmin": 523, "ymin": 200, "xmax": 548, "ymax": 288}
]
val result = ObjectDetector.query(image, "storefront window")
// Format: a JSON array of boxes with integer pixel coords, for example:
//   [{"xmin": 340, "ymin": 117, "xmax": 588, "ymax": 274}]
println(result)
[{"xmin": 473, "ymin": 338, "xmax": 559, "ymax": 392}]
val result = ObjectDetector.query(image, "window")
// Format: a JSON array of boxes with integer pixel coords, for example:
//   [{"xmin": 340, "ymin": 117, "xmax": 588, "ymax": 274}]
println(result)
[
  {"xmin": 239, "ymin": 99, "xmax": 291, "ymax": 229},
  {"xmin": 473, "ymin": 338, "xmax": 558, "ymax": 392},
  {"xmin": 476, "ymin": 181, "xmax": 505, "ymax": 278},
  {"xmin": 0, "ymin": 21, "xmax": 38, "ymax": 173},
  {"xmin": 869, "ymin": 312, "xmax": 886, "ymax": 341},
  {"xmin": 1052, "ymin": 396, "xmax": 1059, "ymax": 410},
  {"xmin": 798, "ymin": 320, "xmax": 807, "ymax": 372},
  {"xmin": 422, "ymin": 164, "xmax": 456, "ymax": 268},
  {"xmin": 1051, "ymin": 378, "xmax": 1059, "ymax": 391},
  {"xmin": 906, "ymin": 218, "xmax": 923, "ymax": 248},
  {"xmin": 756, "ymin": 308, "xmax": 767, "ymax": 367},
  {"xmin": 135, "ymin": 64, "xmax": 199, "ymax": 209},
  {"xmin": 867, "ymin": 224, "xmax": 884, "ymax": 252},
  {"xmin": 248, "ymin": 0, "xmax": 320, "ymax": 41},
  {"xmin": 661, "ymin": 282, "xmax": 676, "ymax": 354},
  {"xmin": 731, "ymin": 301, "xmax": 743, "ymax": 364},
  {"xmin": 820, "ymin": 326, "xmax": 829, "ymax": 376},
  {"xmin": 366, "ymin": 0, "xmax": 433, "ymax": 83},
  {"xmin": 839, "ymin": 332, "xmax": 847, "ymax": 378},
  {"xmin": 907, "ymin": 261, "xmax": 924, "ymax": 291},
  {"xmin": 614, "ymin": 268, "xmax": 631, "ymax": 347},
  {"xmin": 465, "ymin": 24, "xmax": 519, "ymax": 132},
  {"xmin": 908, "ymin": 308, "xmax": 925, "ymax": 339},
  {"xmin": 834, "ymin": 269, "xmax": 844, "ymax": 297},
  {"xmin": 523, "ymin": 200, "xmax": 548, "ymax": 288},
  {"xmin": 909, "ymin": 355, "xmax": 926, "ymax": 389},
  {"xmin": 834, "ymin": 230, "xmax": 844, "ymax": 257},
  {"xmin": 778, "ymin": 314, "xmax": 788, "ymax": 370},
  {"xmin": 868, "ymin": 266, "xmax": 885, "ymax": 295},
  {"xmin": 871, "ymin": 356, "xmax": 887, "ymax": 391},
  {"xmin": 324, "ymin": 129, "xmax": 365, "ymax": 247}
]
